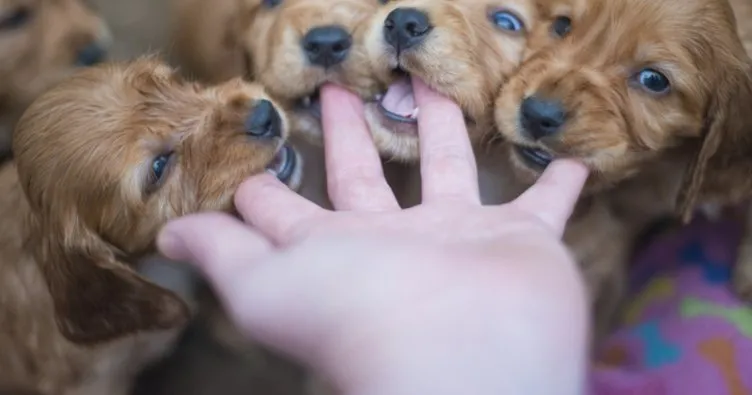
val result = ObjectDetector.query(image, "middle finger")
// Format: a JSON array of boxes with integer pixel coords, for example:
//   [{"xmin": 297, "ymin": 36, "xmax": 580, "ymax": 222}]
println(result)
[
  {"xmin": 321, "ymin": 84, "xmax": 399, "ymax": 211},
  {"xmin": 412, "ymin": 76, "xmax": 480, "ymax": 205}
]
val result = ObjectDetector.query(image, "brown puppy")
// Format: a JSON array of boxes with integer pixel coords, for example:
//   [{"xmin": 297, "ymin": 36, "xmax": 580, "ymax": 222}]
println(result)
[
  {"xmin": 495, "ymin": 0, "xmax": 752, "ymax": 333},
  {"xmin": 0, "ymin": 0, "xmax": 111, "ymax": 157},
  {"xmin": 0, "ymin": 57, "xmax": 300, "ymax": 395}
]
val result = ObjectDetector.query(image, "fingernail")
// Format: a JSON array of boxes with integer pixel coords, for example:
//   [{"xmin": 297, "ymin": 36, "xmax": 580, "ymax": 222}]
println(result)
[{"xmin": 156, "ymin": 227, "xmax": 187, "ymax": 261}]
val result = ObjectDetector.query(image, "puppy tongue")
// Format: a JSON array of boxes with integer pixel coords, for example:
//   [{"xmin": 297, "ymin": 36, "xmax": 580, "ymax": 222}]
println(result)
[{"xmin": 380, "ymin": 77, "xmax": 417, "ymax": 118}]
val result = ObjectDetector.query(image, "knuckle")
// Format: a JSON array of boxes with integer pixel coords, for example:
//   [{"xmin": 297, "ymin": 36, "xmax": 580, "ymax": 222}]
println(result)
[
  {"xmin": 425, "ymin": 143, "xmax": 471, "ymax": 165},
  {"xmin": 329, "ymin": 165, "xmax": 384, "ymax": 193}
]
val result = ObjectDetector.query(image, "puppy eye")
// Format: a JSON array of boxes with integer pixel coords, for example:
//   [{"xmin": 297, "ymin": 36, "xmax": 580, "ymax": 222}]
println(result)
[
  {"xmin": 0, "ymin": 7, "xmax": 32, "ymax": 30},
  {"xmin": 635, "ymin": 68, "xmax": 671, "ymax": 94},
  {"xmin": 262, "ymin": 0, "xmax": 282, "ymax": 7},
  {"xmin": 490, "ymin": 10, "xmax": 524, "ymax": 32},
  {"xmin": 148, "ymin": 152, "xmax": 173, "ymax": 188},
  {"xmin": 551, "ymin": 16, "xmax": 571, "ymax": 37}
]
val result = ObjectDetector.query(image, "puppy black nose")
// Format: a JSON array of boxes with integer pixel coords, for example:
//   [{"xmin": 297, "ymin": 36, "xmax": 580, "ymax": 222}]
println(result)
[
  {"xmin": 384, "ymin": 7, "xmax": 432, "ymax": 52},
  {"xmin": 302, "ymin": 26, "xmax": 352, "ymax": 68},
  {"xmin": 75, "ymin": 43, "xmax": 107, "ymax": 66},
  {"xmin": 245, "ymin": 99, "xmax": 282, "ymax": 138},
  {"xmin": 519, "ymin": 96, "xmax": 566, "ymax": 140}
]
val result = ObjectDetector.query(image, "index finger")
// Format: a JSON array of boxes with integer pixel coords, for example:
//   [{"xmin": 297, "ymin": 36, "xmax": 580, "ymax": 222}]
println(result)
[
  {"xmin": 412, "ymin": 76, "xmax": 479, "ymax": 204},
  {"xmin": 512, "ymin": 159, "xmax": 589, "ymax": 235}
]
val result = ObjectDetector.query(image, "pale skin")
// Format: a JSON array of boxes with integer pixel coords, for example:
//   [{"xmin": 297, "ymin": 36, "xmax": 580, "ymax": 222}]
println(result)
[{"xmin": 158, "ymin": 77, "xmax": 591, "ymax": 395}]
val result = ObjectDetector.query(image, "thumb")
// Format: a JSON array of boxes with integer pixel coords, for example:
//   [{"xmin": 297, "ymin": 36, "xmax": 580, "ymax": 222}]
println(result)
[{"xmin": 157, "ymin": 212, "xmax": 273, "ymax": 289}]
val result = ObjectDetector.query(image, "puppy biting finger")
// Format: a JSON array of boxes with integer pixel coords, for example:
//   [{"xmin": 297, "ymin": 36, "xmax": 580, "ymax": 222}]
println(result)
[{"xmin": 235, "ymin": 174, "xmax": 325, "ymax": 245}]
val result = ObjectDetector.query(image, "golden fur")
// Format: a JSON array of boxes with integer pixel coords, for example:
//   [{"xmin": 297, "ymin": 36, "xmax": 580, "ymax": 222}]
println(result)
[
  {"xmin": 494, "ymin": 0, "xmax": 752, "ymax": 334},
  {"xmin": 0, "ymin": 0, "xmax": 111, "ymax": 157},
  {"xmin": 169, "ymin": 0, "xmax": 246, "ymax": 84},
  {"xmin": 0, "ymin": 57, "xmax": 300, "ymax": 394}
]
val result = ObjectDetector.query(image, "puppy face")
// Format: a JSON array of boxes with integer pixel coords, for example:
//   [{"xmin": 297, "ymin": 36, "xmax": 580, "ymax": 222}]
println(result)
[
  {"xmin": 238, "ymin": 0, "xmax": 382, "ymax": 141},
  {"xmin": 13, "ymin": 58, "xmax": 301, "ymax": 344},
  {"xmin": 363, "ymin": 0, "xmax": 573, "ymax": 161},
  {"xmin": 495, "ymin": 0, "xmax": 752, "ymax": 197},
  {"xmin": 0, "ymin": 0, "xmax": 111, "ymax": 110}
]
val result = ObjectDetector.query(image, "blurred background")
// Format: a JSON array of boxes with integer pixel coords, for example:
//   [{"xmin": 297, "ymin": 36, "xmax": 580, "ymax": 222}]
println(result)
[{"xmin": 87, "ymin": 0, "xmax": 306, "ymax": 393}]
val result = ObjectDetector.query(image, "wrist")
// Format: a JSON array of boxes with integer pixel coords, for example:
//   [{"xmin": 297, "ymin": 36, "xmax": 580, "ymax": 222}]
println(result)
[{"xmin": 318, "ymin": 300, "xmax": 588, "ymax": 395}]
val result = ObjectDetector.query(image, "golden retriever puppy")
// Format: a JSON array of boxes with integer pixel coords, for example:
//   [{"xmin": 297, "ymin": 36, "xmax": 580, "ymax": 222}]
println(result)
[
  {"xmin": 0, "ymin": 0, "xmax": 111, "ymax": 158},
  {"xmin": 233, "ymin": 0, "xmax": 389, "ymax": 214},
  {"xmin": 494, "ymin": 0, "xmax": 752, "ymax": 332},
  {"xmin": 0, "ymin": 57, "xmax": 301, "ymax": 395}
]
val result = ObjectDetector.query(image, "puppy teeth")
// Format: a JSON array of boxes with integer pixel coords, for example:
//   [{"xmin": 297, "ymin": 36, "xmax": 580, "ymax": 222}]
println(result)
[
  {"xmin": 302, "ymin": 96, "xmax": 311, "ymax": 107},
  {"xmin": 410, "ymin": 107, "xmax": 420, "ymax": 118},
  {"xmin": 375, "ymin": 94, "xmax": 384, "ymax": 101}
]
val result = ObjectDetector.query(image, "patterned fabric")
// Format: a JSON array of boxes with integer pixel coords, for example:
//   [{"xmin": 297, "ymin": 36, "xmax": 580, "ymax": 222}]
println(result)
[{"xmin": 590, "ymin": 216, "xmax": 752, "ymax": 395}]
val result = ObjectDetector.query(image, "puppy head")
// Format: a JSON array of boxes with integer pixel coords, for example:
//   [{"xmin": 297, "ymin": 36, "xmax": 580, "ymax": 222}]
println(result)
[
  {"xmin": 495, "ymin": 0, "xmax": 752, "ymax": 205},
  {"xmin": 362, "ymin": 0, "xmax": 574, "ymax": 161},
  {"xmin": 0, "ymin": 0, "xmax": 112, "ymax": 110},
  {"xmin": 13, "ymin": 57, "xmax": 301, "ymax": 344},
  {"xmin": 237, "ymin": 0, "xmax": 382, "ymax": 141}
]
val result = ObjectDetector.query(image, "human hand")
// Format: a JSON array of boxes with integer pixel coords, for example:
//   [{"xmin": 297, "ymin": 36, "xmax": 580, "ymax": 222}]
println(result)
[{"xmin": 157, "ymin": 77, "xmax": 590, "ymax": 395}]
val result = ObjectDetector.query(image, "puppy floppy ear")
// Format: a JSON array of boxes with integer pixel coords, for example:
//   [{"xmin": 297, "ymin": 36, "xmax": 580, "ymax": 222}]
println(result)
[
  {"xmin": 676, "ymin": 59, "xmax": 752, "ymax": 222},
  {"xmin": 31, "ymin": 215, "xmax": 189, "ymax": 344}
]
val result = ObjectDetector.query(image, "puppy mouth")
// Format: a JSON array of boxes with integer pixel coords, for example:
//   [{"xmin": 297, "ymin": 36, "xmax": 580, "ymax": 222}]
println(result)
[
  {"xmin": 513, "ymin": 145, "xmax": 555, "ymax": 168},
  {"xmin": 377, "ymin": 68, "xmax": 419, "ymax": 124},
  {"xmin": 267, "ymin": 144, "xmax": 299, "ymax": 185},
  {"xmin": 295, "ymin": 88, "xmax": 322, "ymax": 119}
]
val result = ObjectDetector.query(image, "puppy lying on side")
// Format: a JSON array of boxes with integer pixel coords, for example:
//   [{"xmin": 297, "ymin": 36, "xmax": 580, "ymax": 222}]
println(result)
[
  {"xmin": 495, "ymin": 0, "xmax": 752, "ymax": 336},
  {"xmin": 0, "ymin": 0, "xmax": 111, "ymax": 159},
  {"xmin": 0, "ymin": 57, "xmax": 301, "ymax": 395}
]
